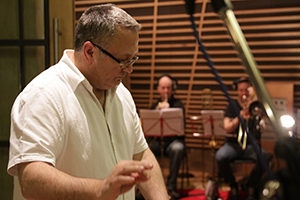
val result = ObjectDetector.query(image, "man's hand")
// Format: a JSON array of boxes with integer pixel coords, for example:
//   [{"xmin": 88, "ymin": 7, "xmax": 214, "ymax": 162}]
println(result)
[
  {"xmin": 134, "ymin": 148, "xmax": 169, "ymax": 200},
  {"xmin": 17, "ymin": 160, "xmax": 153, "ymax": 200},
  {"xmin": 99, "ymin": 160, "xmax": 153, "ymax": 200},
  {"xmin": 240, "ymin": 109, "xmax": 250, "ymax": 120},
  {"xmin": 158, "ymin": 101, "xmax": 170, "ymax": 109}
]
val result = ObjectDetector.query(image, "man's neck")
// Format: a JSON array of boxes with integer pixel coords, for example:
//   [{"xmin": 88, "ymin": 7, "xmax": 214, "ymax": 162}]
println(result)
[
  {"xmin": 93, "ymin": 89, "xmax": 106, "ymax": 108},
  {"xmin": 67, "ymin": 50, "xmax": 75, "ymax": 64}
]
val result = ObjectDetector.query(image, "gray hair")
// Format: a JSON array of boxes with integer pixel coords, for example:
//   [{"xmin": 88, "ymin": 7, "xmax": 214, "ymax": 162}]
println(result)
[{"xmin": 74, "ymin": 4, "xmax": 141, "ymax": 51}]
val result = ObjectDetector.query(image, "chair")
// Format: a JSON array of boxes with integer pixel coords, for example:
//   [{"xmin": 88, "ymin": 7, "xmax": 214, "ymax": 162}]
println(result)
[{"xmin": 231, "ymin": 158, "xmax": 256, "ymax": 191}]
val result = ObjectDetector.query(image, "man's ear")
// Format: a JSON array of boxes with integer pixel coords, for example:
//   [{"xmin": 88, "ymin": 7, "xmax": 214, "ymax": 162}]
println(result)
[{"xmin": 83, "ymin": 42, "xmax": 94, "ymax": 64}]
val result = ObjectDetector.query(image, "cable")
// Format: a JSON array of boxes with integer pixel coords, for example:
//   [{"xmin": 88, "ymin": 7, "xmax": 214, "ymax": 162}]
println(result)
[{"xmin": 185, "ymin": 0, "xmax": 275, "ymax": 182}]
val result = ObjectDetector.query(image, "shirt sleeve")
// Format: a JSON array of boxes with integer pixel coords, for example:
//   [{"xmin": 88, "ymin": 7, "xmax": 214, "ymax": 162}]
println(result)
[
  {"xmin": 8, "ymin": 85, "xmax": 64, "ymax": 176},
  {"xmin": 225, "ymin": 100, "xmax": 239, "ymax": 119}
]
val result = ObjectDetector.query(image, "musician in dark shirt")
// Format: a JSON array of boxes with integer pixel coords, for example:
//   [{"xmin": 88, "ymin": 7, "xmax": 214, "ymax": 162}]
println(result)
[
  {"xmin": 215, "ymin": 77, "xmax": 270, "ymax": 200},
  {"xmin": 149, "ymin": 74, "xmax": 185, "ymax": 199}
]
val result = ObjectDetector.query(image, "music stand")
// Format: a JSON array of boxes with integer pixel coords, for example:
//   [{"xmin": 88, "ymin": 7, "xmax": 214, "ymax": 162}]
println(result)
[
  {"xmin": 139, "ymin": 108, "xmax": 184, "ymax": 176},
  {"xmin": 201, "ymin": 110, "xmax": 226, "ymax": 136},
  {"xmin": 200, "ymin": 110, "xmax": 225, "ymax": 190},
  {"xmin": 139, "ymin": 108, "xmax": 184, "ymax": 137}
]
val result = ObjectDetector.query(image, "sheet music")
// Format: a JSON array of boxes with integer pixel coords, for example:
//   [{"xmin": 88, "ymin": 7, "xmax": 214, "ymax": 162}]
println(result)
[
  {"xmin": 139, "ymin": 110, "xmax": 161, "ymax": 136},
  {"xmin": 201, "ymin": 110, "xmax": 226, "ymax": 136},
  {"xmin": 139, "ymin": 108, "xmax": 184, "ymax": 137}
]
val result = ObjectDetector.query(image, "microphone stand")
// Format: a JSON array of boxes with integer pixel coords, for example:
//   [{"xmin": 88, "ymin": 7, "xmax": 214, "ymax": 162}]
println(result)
[
  {"xmin": 185, "ymin": 0, "xmax": 286, "ymax": 198},
  {"xmin": 210, "ymin": 0, "xmax": 288, "ymax": 139},
  {"xmin": 209, "ymin": 1, "xmax": 286, "ymax": 199}
]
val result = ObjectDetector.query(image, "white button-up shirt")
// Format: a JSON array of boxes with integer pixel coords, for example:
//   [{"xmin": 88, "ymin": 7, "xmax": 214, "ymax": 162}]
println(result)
[{"xmin": 8, "ymin": 50, "xmax": 148, "ymax": 200}]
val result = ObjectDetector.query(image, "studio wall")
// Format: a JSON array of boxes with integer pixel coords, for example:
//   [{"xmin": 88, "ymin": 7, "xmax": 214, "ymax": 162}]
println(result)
[{"xmin": 75, "ymin": 0, "xmax": 300, "ymax": 148}]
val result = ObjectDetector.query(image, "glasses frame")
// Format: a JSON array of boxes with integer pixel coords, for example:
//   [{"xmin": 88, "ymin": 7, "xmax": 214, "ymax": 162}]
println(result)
[{"xmin": 88, "ymin": 41, "xmax": 139, "ymax": 69}]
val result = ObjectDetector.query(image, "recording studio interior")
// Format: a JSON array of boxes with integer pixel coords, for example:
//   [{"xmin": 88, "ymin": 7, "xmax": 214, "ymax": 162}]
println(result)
[{"xmin": 1, "ymin": 0, "xmax": 300, "ymax": 200}]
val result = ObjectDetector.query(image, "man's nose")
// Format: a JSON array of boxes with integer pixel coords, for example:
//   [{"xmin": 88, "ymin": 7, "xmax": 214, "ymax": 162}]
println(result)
[{"xmin": 122, "ymin": 64, "xmax": 133, "ymax": 73}]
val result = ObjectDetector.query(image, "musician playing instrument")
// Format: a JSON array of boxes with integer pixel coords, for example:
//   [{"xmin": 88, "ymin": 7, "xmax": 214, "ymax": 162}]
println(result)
[
  {"xmin": 148, "ymin": 74, "xmax": 186, "ymax": 200},
  {"xmin": 156, "ymin": 92, "xmax": 170, "ymax": 110},
  {"xmin": 215, "ymin": 77, "xmax": 271, "ymax": 200}
]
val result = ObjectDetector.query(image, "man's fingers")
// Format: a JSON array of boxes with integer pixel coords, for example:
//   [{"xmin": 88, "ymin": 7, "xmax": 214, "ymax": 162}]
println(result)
[
  {"xmin": 102, "ymin": 160, "xmax": 154, "ymax": 198},
  {"xmin": 114, "ymin": 160, "xmax": 153, "ymax": 176},
  {"xmin": 131, "ymin": 169, "xmax": 151, "ymax": 182}
]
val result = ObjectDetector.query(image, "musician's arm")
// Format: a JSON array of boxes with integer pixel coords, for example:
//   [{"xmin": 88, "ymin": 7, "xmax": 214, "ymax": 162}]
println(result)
[{"xmin": 224, "ymin": 116, "xmax": 239, "ymax": 134}]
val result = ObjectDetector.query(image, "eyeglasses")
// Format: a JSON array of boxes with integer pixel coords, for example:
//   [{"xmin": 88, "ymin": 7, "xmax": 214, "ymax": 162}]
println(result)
[{"xmin": 89, "ymin": 41, "xmax": 139, "ymax": 69}]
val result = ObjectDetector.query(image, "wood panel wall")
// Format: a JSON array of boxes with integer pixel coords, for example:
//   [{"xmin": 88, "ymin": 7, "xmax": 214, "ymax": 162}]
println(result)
[{"xmin": 75, "ymin": 0, "xmax": 300, "ymax": 149}]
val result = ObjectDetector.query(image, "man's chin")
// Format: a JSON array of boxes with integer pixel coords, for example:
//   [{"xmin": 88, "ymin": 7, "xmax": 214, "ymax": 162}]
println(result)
[{"xmin": 103, "ymin": 79, "xmax": 123, "ymax": 90}]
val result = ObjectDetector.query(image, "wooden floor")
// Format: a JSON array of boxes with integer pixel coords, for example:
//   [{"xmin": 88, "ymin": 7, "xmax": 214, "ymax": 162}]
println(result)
[{"xmin": 158, "ymin": 148, "xmax": 253, "ymax": 192}]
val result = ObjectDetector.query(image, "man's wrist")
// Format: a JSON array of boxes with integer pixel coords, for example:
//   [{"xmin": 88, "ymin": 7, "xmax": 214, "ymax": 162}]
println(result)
[{"xmin": 234, "ymin": 117, "xmax": 239, "ymax": 129}]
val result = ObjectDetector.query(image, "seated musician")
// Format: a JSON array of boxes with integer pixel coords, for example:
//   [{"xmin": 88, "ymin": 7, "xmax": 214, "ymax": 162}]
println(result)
[
  {"xmin": 215, "ymin": 77, "xmax": 271, "ymax": 200},
  {"xmin": 148, "ymin": 74, "xmax": 185, "ymax": 200}
]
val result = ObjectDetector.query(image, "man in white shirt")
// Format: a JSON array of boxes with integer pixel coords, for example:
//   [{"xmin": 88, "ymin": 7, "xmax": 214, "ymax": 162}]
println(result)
[{"xmin": 7, "ymin": 4, "xmax": 168, "ymax": 200}]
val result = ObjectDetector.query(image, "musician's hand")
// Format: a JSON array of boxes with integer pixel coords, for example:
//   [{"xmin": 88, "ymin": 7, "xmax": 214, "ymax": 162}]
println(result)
[
  {"xmin": 240, "ymin": 109, "xmax": 250, "ymax": 120},
  {"xmin": 158, "ymin": 102, "xmax": 170, "ymax": 109},
  {"xmin": 246, "ymin": 99, "xmax": 253, "ymax": 109}
]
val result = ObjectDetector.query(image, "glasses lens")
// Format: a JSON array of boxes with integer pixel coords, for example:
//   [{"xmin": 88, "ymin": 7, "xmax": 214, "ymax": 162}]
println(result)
[{"xmin": 121, "ymin": 56, "xmax": 139, "ymax": 69}]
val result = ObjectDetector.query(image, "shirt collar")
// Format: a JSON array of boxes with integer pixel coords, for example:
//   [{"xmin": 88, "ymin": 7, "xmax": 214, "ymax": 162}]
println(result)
[{"xmin": 59, "ymin": 49, "xmax": 118, "ymax": 98}]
